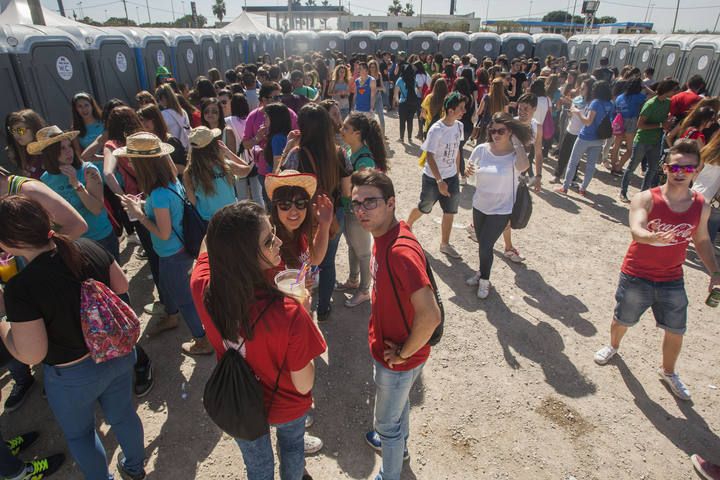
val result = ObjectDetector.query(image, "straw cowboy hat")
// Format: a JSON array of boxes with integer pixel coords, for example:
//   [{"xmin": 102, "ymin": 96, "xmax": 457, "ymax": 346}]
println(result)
[
  {"xmin": 188, "ymin": 126, "xmax": 222, "ymax": 149},
  {"xmin": 112, "ymin": 132, "xmax": 175, "ymax": 158},
  {"xmin": 27, "ymin": 126, "xmax": 79, "ymax": 155},
  {"xmin": 265, "ymin": 170, "xmax": 317, "ymax": 200}
]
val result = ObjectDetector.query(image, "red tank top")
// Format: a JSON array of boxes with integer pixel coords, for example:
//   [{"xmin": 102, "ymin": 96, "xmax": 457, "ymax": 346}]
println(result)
[{"xmin": 621, "ymin": 187, "xmax": 704, "ymax": 282}]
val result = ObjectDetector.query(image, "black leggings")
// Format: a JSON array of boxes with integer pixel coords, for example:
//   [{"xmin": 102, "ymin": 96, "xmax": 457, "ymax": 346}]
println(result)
[
  {"xmin": 555, "ymin": 132, "xmax": 577, "ymax": 179},
  {"xmin": 473, "ymin": 208, "xmax": 511, "ymax": 280},
  {"xmin": 398, "ymin": 102, "xmax": 416, "ymax": 140}
]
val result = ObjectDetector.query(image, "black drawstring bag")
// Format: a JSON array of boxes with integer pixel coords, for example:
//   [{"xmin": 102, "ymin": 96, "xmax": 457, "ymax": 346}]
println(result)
[{"xmin": 203, "ymin": 300, "xmax": 283, "ymax": 440}]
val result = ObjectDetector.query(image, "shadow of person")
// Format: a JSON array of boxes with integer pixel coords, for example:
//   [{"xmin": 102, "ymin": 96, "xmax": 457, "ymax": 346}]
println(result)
[
  {"xmin": 484, "ymin": 295, "xmax": 597, "ymax": 398},
  {"xmin": 616, "ymin": 357, "xmax": 720, "ymax": 460},
  {"xmin": 424, "ymin": 253, "xmax": 481, "ymax": 313},
  {"xmin": 507, "ymin": 263, "xmax": 597, "ymax": 337},
  {"xmin": 536, "ymin": 190, "xmax": 581, "ymax": 215}
]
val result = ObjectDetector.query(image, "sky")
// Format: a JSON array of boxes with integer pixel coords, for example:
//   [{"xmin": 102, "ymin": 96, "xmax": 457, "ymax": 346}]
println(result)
[{"xmin": 40, "ymin": 0, "xmax": 720, "ymax": 34}]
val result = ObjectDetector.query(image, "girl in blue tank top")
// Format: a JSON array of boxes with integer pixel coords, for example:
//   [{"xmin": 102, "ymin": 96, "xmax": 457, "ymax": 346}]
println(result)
[{"xmin": 354, "ymin": 63, "xmax": 375, "ymax": 113}]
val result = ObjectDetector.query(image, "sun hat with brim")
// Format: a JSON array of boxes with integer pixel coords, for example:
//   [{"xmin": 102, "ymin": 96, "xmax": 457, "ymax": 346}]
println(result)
[
  {"xmin": 112, "ymin": 132, "xmax": 174, "ymax": 158},
  {"xmin": 189, "ymin": 126, "xmax": 222, "ymax": 149},
  {"xmin": 27, "ymin": 126, "xmax": 80, "ymax": 155},
  {"xmin": 265, "ymin": 170, "xmax": 317, "ymax": 200}
]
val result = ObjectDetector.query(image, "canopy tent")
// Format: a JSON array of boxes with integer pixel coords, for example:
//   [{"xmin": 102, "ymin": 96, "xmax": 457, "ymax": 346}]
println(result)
[
  {"xmin": 0, "ymin": 0, "xmax": 83, "ymax": 26},
  {"xmin": 222, "ymin": 10, "xmax": 278, "ymax": 34}
]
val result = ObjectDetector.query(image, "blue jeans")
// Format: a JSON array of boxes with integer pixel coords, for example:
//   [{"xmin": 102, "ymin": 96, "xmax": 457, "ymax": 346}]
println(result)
[
  {"xmin": 620, "ymin": 141, "xmax": 663, "ymax": 196},
  {"xmin": 709, "ymin": 207, "xmax": 720, "ymax": 244},
  {"xmin": 235, "ymin": 175, "xmax": 266, "ymax": 209},
  {"xmin": 95, "ymin": 232, "xmax": 120, "ymax": 262},
  {"xmin": 373, "ymin": 359, "xmax": 424, "ymax": 480},
  {"xmin": 235, "ymin": 413, "xmax": 307, "ymax": 480},
  {"xmin": 317, "ymin": 208, "xmax": 345, "ymax": 315},
  {"xmin": 613, "ymin": 272, "xmax": 688, "ymax": 334},
  {"xmin": 43, "ymin": 352, "xmax": 145, "ymax": 480},
  {"xmin": 159, "ymin": 250, "xmax": 206, "ymax": 338},
  {"xmin": 562, "ymin": 137, "xmax": 605, "ymax": 191}
]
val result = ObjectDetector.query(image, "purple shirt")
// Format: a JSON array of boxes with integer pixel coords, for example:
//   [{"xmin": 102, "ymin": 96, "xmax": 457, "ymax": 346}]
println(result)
[{"xmin": 243, "ymin": 106, "xmax": 299, "ymax": 149}]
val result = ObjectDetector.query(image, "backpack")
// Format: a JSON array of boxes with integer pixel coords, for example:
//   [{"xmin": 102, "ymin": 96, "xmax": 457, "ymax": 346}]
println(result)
[
  {"xmin": 167, "ymin": 186, "xmax": 208, "ymax": 258},
  {"xmin": 596, "ymin": 104, "xmax": 613, "ymax": 140},
  {"xmin": 203, "ymin": 300, "xmax": 282, "ymax": 440},
  {"xmin": 352, "ymin": 152, "xmax": 374, "ymax": 171},
  {"xmin": 385, "ymin": 235, "xmax": 444, "ymax": 346},
  {"xmin": 79, "ymin": 279, "xmax": 140, "ymax": 363}
]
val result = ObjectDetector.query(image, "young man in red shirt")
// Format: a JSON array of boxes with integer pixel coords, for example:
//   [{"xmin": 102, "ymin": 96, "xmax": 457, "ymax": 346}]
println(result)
[
  {"xmin": 351, "ymin": 170, "xmax": 441, "ymax": 480},
  {"xmin": 595, "ymin": 140, "xmax": 720, "ymax": 401},
  {"xmin": 670, "ymin": 74, "xmax": 704, "ymax": 121}
]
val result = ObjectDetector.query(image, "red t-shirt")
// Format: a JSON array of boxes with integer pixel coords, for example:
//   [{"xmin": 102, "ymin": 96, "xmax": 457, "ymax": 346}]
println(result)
[
  {"xmin": 621, "ymin": 187, "xmax": 704, "ymax": 282},
  {"xmin": 190, "ymin": 253, "xmax": 327, "ymax": 424},
  {"xmin": 190, "ymin": 110, "xmax": 202, "ymax": 128},
  {"xmin": 670, "ymin": 90, "xmax": 701, "ymax": 118},
  {"xmin": 369, "ymin": 221, "xmax": 432, "ymax": 371}
]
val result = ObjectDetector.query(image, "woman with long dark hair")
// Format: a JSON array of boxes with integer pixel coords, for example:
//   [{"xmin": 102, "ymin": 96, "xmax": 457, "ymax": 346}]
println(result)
[
  {"xmin": 609, "ymin": 77, "xmax": 646, "ymax": 174},
  {"xmin": 189, "ymin": 201, "xmax": 326, "ymax": 480},
  {"xmin": 70, "ymin": 92, "xmax": 104, "ymax": 160},
  {"xmin": 4, "ymin": 109, "xmax": 47, "ymax": 179},
  {"xmin": 262, "ymin": 103, "xmax": 293, "ymax": 174},
  {"xmin": 225, "ymin": 93, "xmax": 251, "ymax": 155},
  {"xmin": 200, "ymin": 97, "xmax": 227, "ymax": 132},
  {"xmin": 156, "ymin": 84, "xmax": 190, "ymax": 150},
  {"xmin": 368, "ymin": 60, "xmax": 386, "ymax": 135},
  {"xmin": 0, "ymin": 195, "xmax": 145, "ymax": 480},
  {"xmin": 137, "ymin": 104, "xmax": 188, "ymax": 176},
  {"xmin": 394, "ymin": 63, "xmax": 420, "ymax": 143}
]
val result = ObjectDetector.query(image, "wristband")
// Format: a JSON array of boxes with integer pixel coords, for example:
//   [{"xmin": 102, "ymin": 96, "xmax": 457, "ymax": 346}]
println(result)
[{"xmin": 436, "ymin": 178, "xmax": 445, "ymax": 184}]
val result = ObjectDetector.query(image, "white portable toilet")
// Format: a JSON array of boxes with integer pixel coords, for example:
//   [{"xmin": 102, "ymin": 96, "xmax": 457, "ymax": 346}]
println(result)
[
  {"xmin": 194, "ymin": 29, "xmax": 221, "ymax": 76},
  {"xmin": 160, "ymin": 28, "xmax": 201, "ymax": 85},
  {"xmin": 654, "ymin": 35, "xmax": 693, "ymax": 84},
  {"xmin": 438, "ymin": 32, "xmax": 470, "ymax": 58},
  {"xmin": 532, "ymin": 33, "xmax": 568, "ymax": 61},
  {"xmin": 317, "ymin": 30, "xmax": 345, "ymax": 55},
  {"xmin": 681, "ymin": 36, "xmax": 720, "ymax": 94},
  {"xmin": 578, "ymin": 36, "xmax": 595, "ymax": 64},
  {"xmin": 632, "ymin": 35, "xmax": 663, "ymax": 73},
  {"xmin": 111, "ymin": 27, "xmax": 172, "ymax": 91},
  {"xmin": 0, "ymin": 39, "xmax": 25, "ymax": 166},
  {"xmin": 408, "ymin": 31, "xmax": 437, "ymax": 54},
  {"xmin": 377, "ymin": 31, "xmax": 407, "ymax": 55},
  {"xmin": 469, "ymin": 32, "xmax": 501, "ymax": 60},
  {"xmin": 500, "ymin": 32, "xmax": 534, "ymax": 58},
  {"xmin": 591, "ymin": 35, "xmax": 615, "ymax": 69},
  {"xmin": 284, "ymin": 30, "xmax": 319, "ymax": 56},
  {"xmin": 346, "ymin": 30, "xmax": 376, "ymax": 55},
  {"xmin": 567, "ymin": 34, "xmax": 585, "ymax": 62},
  {"xmin": 216, "ymin": 31, "xmax": 236, "ymax": 73},
  {"xmin": 610, "ymin": 34, "xmax": 638, "ymax": 70}
]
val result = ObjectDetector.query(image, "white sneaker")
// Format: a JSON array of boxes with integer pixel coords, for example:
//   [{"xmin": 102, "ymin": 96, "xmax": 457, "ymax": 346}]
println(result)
[
  {"xmin": 304, "ymin": 434, "xmax": 323, "ymax": 454},
  {"xmin": 477, "ymin": 279, "xmax": 490, "ymax": 299},
  {"xmin": 658, "ymin": 369, "xmax": 692, "ymax": 401},
  {"xmin": 594, "ymin": 345, "xmax": 617, "ymax": 365},
  {"xmin": 127, "ymin": 233, "xmax": 141, "ymax": 245},
  {"xmin": 466, "ymin": 271, "xmax": 481, "ymax": 286},
  {"xmin": 305, "ymin": 414, "xmax": 314, "ymax": 429},
  {"xmin": 503, "ymin": 248, "xmax": 525, "ymax": 263},
  {"xmin": 440, "ymin": 243, "xmax": 462, "ymax": 259},
  {"xmin": 466, "ymin": 224, "xmax": 477, "ymax": 243}
]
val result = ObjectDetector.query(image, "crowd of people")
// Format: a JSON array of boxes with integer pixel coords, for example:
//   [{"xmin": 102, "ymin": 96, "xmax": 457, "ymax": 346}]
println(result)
[{"xmin": 0, "ymin": 44, "xmax": 719, "ymax": 480}]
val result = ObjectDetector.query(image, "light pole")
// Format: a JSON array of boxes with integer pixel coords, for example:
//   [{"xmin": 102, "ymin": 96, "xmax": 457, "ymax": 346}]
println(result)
[
  {"xmin": 714, "ymin": 10, "xmax": 720, "ymax": 33},
  {"xmin": 145, "ymin": 0, "xmax": 151, "ymax": 23},
  {"xmin": 671, "ymin": 0, "xmax": 680, "ymax": 33}
]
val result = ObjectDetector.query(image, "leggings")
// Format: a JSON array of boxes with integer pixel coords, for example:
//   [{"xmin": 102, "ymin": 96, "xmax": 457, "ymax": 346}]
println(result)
[
  {"xmin": 398, "ymin": 102, "xmax": 416, "ymax": 141},
  {"xmin": 473, "ymin": 209, "xmax": 511, "ymax": 281},
  {"xmin": 555, "ymin": 132, "xmax": 577, "ymax": 179}
]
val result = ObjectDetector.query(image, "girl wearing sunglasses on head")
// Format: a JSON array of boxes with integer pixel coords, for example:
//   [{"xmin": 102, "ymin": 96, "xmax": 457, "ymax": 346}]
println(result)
[{"xmin": 4, "ymin": 109, "xmax": 47, "ymax": 179}]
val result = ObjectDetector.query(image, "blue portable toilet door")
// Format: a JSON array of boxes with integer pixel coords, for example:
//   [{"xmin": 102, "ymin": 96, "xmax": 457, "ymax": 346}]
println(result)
[
  {"xmin": 655, "ymin": 45, "xmax": 682, "ymax": 82},
  {"xmin": 142, "ymin": 40, "xmax": 171, "ymax": 90},
  {"xmin": 611, "ymin": 42, "xmax": 632, "ymax": 70},
  {"xmin": 0, "ymin": 50, "xmax": 24, "ymax": 168},
  {"xmin": 175, "ymin": 39, "xmax": 200, "ymax": 85},
  {"xmin": 94, "ymin": 41, "xmax": 141, "ymax": 105}
]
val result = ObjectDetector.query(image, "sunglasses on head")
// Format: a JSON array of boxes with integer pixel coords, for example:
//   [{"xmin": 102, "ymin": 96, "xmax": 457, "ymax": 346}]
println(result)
[
  {"xmin": 488, "ymin": 127, "xmax": 508, "ymax": 136},
  {"xmin": 10, "ymin": 126, "xmax": 27, "ymax": 136},
  {"xmin": 274, "ymin": 199, "xmax": 309, "ymax": 211},
  {"xmin": 666, "ymin": 164, "xmax": 698, "ymax": 174}
]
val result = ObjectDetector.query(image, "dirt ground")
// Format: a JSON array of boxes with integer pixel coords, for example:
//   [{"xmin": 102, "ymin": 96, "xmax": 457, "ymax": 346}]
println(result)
[{"xmin": 2, "ymin": 111, "xmax": 719, "ymax": 480}]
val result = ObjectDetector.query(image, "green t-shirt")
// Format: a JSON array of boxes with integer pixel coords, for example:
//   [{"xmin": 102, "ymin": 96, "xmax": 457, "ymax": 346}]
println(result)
[
  {"xmin": 349, "ymin": 145, "xmax": 375, "ymax": 171},
  {"xmin": 293, "ymin": 86, "xmax": 318, "ymax": 99},
  {"xmin": 634, "ymin": 96, "xmax": 670, "ymax": 145}
]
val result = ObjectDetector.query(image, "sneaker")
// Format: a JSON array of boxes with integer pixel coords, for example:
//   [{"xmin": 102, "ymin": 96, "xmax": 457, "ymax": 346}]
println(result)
[
  {"xmin": 658, "ymin": 369, "xmax": 691, "ymax": 401},
  {"xmin": 466, "ymin": 271, "xmax": 481, "ymax": 286},
  {"xmin": 5, "ymin": 431, "xmax": 39, "ymax": 456},
  {"xmin": 691, "ymin": 454, "xmax": 720, "ymax": 480},
  {"xmin": 527, "ymin": 176, "xmax": 540, "ymax": 188},
  {"xmin": 364, "ymin": 431, "xmax": 410, "ymax": 461},
  {"xmin": 335, "ymin": 279, "xmax": 359, "ymax": 292},
  {"xmin": 345, "ymin": 290, "xmax": 371, "ymax": 308},
  {"xmin": 145, "ymin": 314, "xmax": 179, "ymax": 337},
  {"xmin": 503, "ymin": 248, "xmax": 525, "ymax": 263},
  {"xmin": 594, "ymin": 345, "xmax": 617, "ymax": 365},
  {"xmin": 4, "ymin": 380, "xmax": 34, "ymax": 413},
  {"xmin": 20, "ymin": 454, "xmax": 65, "ymax": 478},
  {"xmin": 143, "ymin": 302, "xmax": 165, "ymax": 316},
  {"xmin": 117, "ymin": 453, "xmax": 146, "ymax": 480},
  {"xmin": 553, "ymin": 186, "xmax": 568, "ymax": 194},
  {"xmin": 304, "ymin": 434, "xmax": 323, "ymax": 454},
  {"xmin": 317, "ymin": 307, "xmax": 332, "ymax": 322},
  {"xmin": 126, "ymin": 233, "xmax": 141, "ymax": 245},
  {"xmin": 549, "ymin": 176, "xmax": 561, "ymax": 184},
  {"xmin": 181, "ymin": 337, "xmax": 214, "ymax": 356},
  {"xmin": 305, "ymin": 414, "xmax": 314, "ymax": 429},
  {"xmin": 466, "ymin": 224, "xmax": 477, "ymax": 243},
  {"xmin": 440, "ymin": 243, "xmax": 462, "ymax": 259},
  {"xmin": 618, "ymin": 193, "xmax": 630, "ymax": 204},
  {"xmin": 578, "ymin": 187, "xmax": 587, "ymax": 197},
  {"xmin": 302, "ymin": 470, "xmax": 314, "ymax": 480},
  {"xmin": 476, "ymin": 279, "xmax": 490, "ymax": 299},
  {"xmin": 134, "ymin": 360, "xmax": 154, "ymax": 398}
]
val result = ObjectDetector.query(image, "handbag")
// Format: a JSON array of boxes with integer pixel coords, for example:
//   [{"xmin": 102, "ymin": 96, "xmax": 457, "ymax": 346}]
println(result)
[
  {"xmin": 542, "ymin": 98, "xmax": 555, "ymax": 140},
  {"xmin": 510, "ymin": 160, "xmax": 533, "ymax": 229},
  {"xmin": 611, "ymin": 113, "xmax": 625, "ymax": 136}
]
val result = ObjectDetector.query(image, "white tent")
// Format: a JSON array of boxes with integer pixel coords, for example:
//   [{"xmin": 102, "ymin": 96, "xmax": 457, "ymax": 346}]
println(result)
[
  {"xmin": 0, "ymin": 0, "xmax": 83, "ymax": 26},
  {"xmin": 222, "ymin": 10, "xmax": 278, "ymax": 34}
]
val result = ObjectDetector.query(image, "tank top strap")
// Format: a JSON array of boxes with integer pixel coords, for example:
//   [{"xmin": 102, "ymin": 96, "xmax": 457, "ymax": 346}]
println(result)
[{"xmin": 7, "ymin": 175, "xmax": 32, "ymax": 195}]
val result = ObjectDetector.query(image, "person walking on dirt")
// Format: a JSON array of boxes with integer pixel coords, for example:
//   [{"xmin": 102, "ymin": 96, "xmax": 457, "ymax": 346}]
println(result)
[
  {"xmin": 350, "ymin": 170, "xmax": 441, "ymax": 480},
  {"xmin": 594, "ymin": 140, "xmax": 720, "ymax": 401}
]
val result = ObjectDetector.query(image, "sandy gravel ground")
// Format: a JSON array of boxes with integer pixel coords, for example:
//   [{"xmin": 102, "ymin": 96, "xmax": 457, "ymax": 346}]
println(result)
[{"xmin": 2, "ymin": 110, "xmax": 719, "ymax": 480}]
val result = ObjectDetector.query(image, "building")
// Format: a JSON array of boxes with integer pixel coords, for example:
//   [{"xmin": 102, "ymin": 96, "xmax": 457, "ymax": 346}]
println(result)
[
  {"xmin": 338, "ymin": 13, "xmax": 482, "ymax": 33},
  {"xmin": 484, "ymin": 19, "xmax": 653, "ymax": 36},
  {"xmin": 242, "ymin": 5, "xmax": 348, "ymax": 31}
]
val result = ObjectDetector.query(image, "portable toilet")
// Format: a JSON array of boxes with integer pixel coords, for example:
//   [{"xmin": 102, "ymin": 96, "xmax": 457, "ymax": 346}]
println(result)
[
  {"xmin": 194, "ymin": 29, "xmax": 221, "ymax": 76},
  {"xmin": 0, "ymin": 24, "xmax": 93, "ymax": 129},
  {"xmin": 632, "ymin": 35, "xmax": 662, "ymax": 73},
  {"xmin": 469, "ymin": 32, "xmax": 501, "ymax": 60},
  {"xmin": 246, "ymin": 33, "xmax": 259, "ymax": 62},
  {"xmin": 269, "ymin": 32, "xmax": 283, "ymax": 58},
  {"xmin": 567, "ymin": 34, "xmax": 584, "ymax": 61},
  {"xmin": 408, "ymin": 31, "xmax": 437, "ymax": 55},
  {"xmin": 610, "ymin": 34, "xmax": 637, "ymax": 70},
  {"xmin": 438, "ymin": 32, "xmax": 470, "ymax": 58},
  {"xmin": 345, "ymin": 31, "xmax": 376, "ymax": 56},
  {"xmin": 591, "ymin": 35, "xmax": 615, "ymax": 69},
  {"xmin": 230, "ymin": 32, "xmax": 246, "ymax": 64},
  {"xmin": 317, "ymin": 30, "xmax": 345, "ymax": 55},
  {"xmin": 654, "ymin": 35, "xmax": 693, "ymax": 84},
  {"xmin": 216, "ymin": 31, "xmax": 235, "ymax": 73},
  {"xmin": 284, "ymin": 30, "xmax": 318, "ymax": 56},
  {"xmin": 681, "ymin": 36, "xmax": 720, "ymax": 94},
  {"xmin": 377, "ymin": 31, "xmax": 407, "ymax": 55},
  {"xmin": 500, "ymin": 32, "xmax": 534, "ymax": 58},
  {"xmin": 110, "ymin": 27, "xmax": 171, "ymax": 91},
  {"xmin": 0, "ymin": 40, "xmax": 25, "ymax": 166},
  {"xmin": 578, "ymin": 36, "xmax": 595, "ymax": 64},
  {"xmin": 161, "ymin": 29, "xmax": 201, "ymax": 85},
  {"xmin": 532, "ymin": 33, "xmax": 567, "ymax": 61}
]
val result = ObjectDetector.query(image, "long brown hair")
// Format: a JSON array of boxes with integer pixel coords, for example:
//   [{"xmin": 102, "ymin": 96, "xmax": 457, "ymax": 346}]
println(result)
[
  {"xmin": 701, "ymin": 129, "xmax": 720, "ymax": 166},
  {"xmin": 155, "ymin": 84, "xmax": 183, "ymax": 116},
  {"xmin": 344, "ymin": 112, "xmax": 388, "ymax": 171},
  {"xmin": 4, "ymin": 109, "xmax": 47, "ymax": 171},
  {"xmin": 297, "ymin": 104, "xmax": 342, "ymax": 198},
  {"xmin": 43, "ymin": 138, "xmax": 82, "ymax": 174},
  {"xmin": 488, "ymin": 78, "xmax": 508, "ymax": 115},
  {"xmin": 132, "ymin": 155, "xmax": 177, "ymax": 195},
  {"xmin": 0, "ymin": 195, "xmax": 82, "ymax": 279},
  {"xmin": 428, "ymin": 77, "xmax": 449, "ymax": 121},
  {"xmin": 71, "ymin": 92, "xmax": 102, "ymax": 137},
  {"xmin": 107, "ymin": 107, "xmax": 143, "ymax": 144},
  {"xmin": 137, "ymin": 104, "xmax": 170, "ymax": 140},
  {"xmin": 186, "ymin": 138, "xmax": 232, "ymax": 195},
  {"xmin": 203, "ymin": 201, "xmax": 283, "ymax": 341},
  {"xmin": 270, "ymin": 186, "xmax": 314, "ymax": 268},
  {"xmin": 488, "ymin": 112, "xmax": 532, "ymax": 146}
]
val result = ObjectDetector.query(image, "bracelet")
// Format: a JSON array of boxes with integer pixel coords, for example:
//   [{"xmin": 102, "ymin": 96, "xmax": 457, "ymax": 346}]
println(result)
[{"xmin": 436, "ymin": 178, "xmax": 445, "ymax": 184}]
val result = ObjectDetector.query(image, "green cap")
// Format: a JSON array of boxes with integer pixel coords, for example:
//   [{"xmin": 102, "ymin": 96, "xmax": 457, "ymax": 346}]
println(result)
[{"xmin": 156, "ymin": 66, "xmax": 171, "ymax": 77}]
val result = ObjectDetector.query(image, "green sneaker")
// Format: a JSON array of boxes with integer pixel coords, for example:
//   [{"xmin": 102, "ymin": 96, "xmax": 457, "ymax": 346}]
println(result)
[
  {"xmin": 21, "ymin": 453, "xmax": 65, "ymax": 479},
  {"xmin": 6, "ymin": 431, "xmax": 39, "ymax": 456}
]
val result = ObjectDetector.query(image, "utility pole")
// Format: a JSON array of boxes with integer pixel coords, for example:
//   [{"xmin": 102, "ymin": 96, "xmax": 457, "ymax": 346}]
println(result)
[
  {"xmin": 714, "ymin": 10, "xmax": 720, "ymax": 33},
  {"xmin": 136, "ymin": 6, "xmax": 140, "ymax": 24},
  {"xmin": 146, "ymin": 0, "xmax": 152, "ymax": 23},
  {"xmin": 121, "ymin": 0, "xmax": 129, "ymax": 25},
  {"xmin": 570, "ymin": 0, "xmax": 578, "ymax": 34},
  {"xmin": 671, "ymin": 0, "xmax": 680, "ymax": 33},
  {"xmin": 57, "ymin": 0, "xmax": 66, "ymax": 17},
  {"xmin": 288, "ymin": 0, "xmax": 294, "ymax": 30},
  {"xmin": 78, "ymin": 1, "xmax": 83, "ymax": 17},
  {"xmin": 450, "ymin": 0, "xmax": 455, "ymax": 16},
  {"xmin": 27, "ymin": 0, "xmax": 46, "ymax": 24},
  {"xmin": 419, "ymin": 0, "xmax": 422, "ymax": 27}
]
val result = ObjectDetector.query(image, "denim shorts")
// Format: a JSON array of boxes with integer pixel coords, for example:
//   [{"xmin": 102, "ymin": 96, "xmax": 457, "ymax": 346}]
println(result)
[
  {"xmin": 622, "ymin": 116, "xmax": 638, "ymax": 134},
  {"xmin": 418, "ymin": 173, "xmax": 460, "ymax": 214},
  {"xmin": 613, "ymin": 272, "xmax": 688, "ymax": 334}
]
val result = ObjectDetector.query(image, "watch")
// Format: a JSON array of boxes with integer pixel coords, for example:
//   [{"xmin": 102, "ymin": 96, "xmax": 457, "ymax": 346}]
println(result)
[{"xmin": 436, "ymin": 178, "xmax": 445, "ymax": 184}]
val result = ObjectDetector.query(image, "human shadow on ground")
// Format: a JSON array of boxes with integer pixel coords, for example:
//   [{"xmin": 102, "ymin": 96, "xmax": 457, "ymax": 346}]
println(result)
[
  {"xmin": 506, "ymin": 262, "xmax": 597, "ymax": 337},
  {"xmin": 424, "ymin": 252, "xmax": 481, "ymax": 313},
  {"xmin": 684, "ymin": 243, "xmax": 719, "ymax": 274},
  {"xmin": 402, "ymin": 143, "xmax": 423, "ymax": 157},
  {"xmin": 616, "ymin": 357, "xmax": 720, "ymax": 460},
  {"xmin": 483, "ymin": 294, "xmax": 597, "ymax": 398}
]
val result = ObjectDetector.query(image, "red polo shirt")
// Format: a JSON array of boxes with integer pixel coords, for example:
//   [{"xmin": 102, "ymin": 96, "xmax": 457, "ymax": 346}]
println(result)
[{"xmin": 670, "ymin": 90, "xmax": 700, "ymax": 118}]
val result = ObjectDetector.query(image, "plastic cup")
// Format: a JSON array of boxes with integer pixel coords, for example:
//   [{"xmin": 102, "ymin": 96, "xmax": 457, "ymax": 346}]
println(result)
[
  {"xmin": 274, "ymin": 269, "xmax": 308, "ymax": 300},
  {"xmin": 0, "ymin": 255, "xmax": 18, "ymax": 283}
]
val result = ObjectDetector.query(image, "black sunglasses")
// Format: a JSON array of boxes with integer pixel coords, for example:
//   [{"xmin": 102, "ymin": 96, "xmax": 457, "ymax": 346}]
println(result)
[{"xmin": 274, "ymin": 199, "xmax": 309, "ymax": 211}]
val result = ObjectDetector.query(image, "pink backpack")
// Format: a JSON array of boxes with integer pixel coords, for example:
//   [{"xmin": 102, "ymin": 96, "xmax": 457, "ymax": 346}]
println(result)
[{"xmin": 80, "ymin": 279, "xmax": 140, "ymax": 363}]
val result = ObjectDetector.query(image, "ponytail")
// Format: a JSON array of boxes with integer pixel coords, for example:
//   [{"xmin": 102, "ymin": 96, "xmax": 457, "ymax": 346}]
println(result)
[
  {"xmin": 52, "ymin": 233, "xmax": 83, "ymax": 280},
  {"xmin": 345, "ymin": 112, "xmax": 388, "ymax": 172}
]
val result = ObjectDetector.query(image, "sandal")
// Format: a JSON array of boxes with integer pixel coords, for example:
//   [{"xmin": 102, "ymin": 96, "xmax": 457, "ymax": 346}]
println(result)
[{"xmin": 335, "ymin": 279, "xmax": 359, "ymax": 291}]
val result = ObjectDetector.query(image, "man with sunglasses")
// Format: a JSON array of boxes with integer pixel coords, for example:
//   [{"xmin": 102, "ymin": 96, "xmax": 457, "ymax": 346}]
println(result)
[
  {"xmin": 595, "ymin": 140, "xmax": 720, "ymax": 401},
  {"xmin": 350, "ymin": 169, "xmax": 441, "ymax": 480},
  {"xmin": 242, "ymin": 82, "xmax": 298, "ymax": 152}
]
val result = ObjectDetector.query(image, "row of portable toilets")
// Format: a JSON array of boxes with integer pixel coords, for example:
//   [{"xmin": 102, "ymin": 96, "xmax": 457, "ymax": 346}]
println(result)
[{"xmin": 1, "ymin": 25, "xmax": 720, "ymax": 155}]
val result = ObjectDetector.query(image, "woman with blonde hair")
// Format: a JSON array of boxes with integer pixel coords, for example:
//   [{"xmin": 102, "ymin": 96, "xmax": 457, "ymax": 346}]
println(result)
[
  {"xmin": 328, "ymin": 64, "xmax": 351, "ymax": 118},
  {"xmin": 695, "ymin": 132, "xmax": 720, "ymax": 243},
  {"xmin": 420, "ymin": 76, "xmax": 449, "ymax": 139},
  {"xmin": 155, "ymin": 83, "xmax": 190, "ymax": 150},
  {"xmin": 473, "ymin": 78, "xmax": 508, "ymax": 143}
]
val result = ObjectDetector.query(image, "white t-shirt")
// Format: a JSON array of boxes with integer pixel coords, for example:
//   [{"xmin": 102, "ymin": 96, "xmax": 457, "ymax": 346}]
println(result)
[
  {"xmin": 693, "ymin": 163, "xmax": 720, "ymax": 204},
  {"xmin": 469, "ymin": 143, "xmax": 519, "ymax": 215},
  {"xmin": 162, "ymin": 108, "xmax": 190, "ymax": 150},
  {"xmin": 514, "ymin": 116, "xmax": 539, "ymax": 148},
  {"xmin": 566, "ymin": 96, "xmax": 587, "ymax": 136},
  {"xmin": 422, "ymin": 120, "xmax": 464, "ymax": 179},
  {"xmin": 533, "ymin": 96, "xmax": 551, "ymax": 126}
]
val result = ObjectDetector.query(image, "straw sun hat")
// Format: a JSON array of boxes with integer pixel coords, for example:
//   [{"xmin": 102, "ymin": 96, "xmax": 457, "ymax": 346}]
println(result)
[
  {"xmin": 112, "ymin": 132, "xmax": 175, "ymax": 158},
  {"xmin": 265, "ymin": 170, "xmax": 317, "ymax": 200},
  {"xmin": 189, "ymin": 126, "xmax": 222, "ymax": 149},
  {"xmin": 27, "ymin": 126, "xmax": 79, "ymax": 155}
]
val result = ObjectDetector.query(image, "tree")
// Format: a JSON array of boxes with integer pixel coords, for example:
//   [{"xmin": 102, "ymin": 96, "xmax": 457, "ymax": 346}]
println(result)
[
  {"xmin": 596, "ymin": 16, "xmax": 617, "ymax": 24},
  {"xmin": 387, "ymin": 0, "xmax": 402, "ymax": 16},
  {"xmin": 212, "ymin": 0, "xmax": 226, "ymax": 23},
  {"xmin": 321, "ymin": 0, "xmax": 329, "ymax": 5},
  {"xmin": 542, "ymin": 10, "xmax": 582, "ymax": 23},
  {"xmin": 78, "ymin": 16, "xmax": 102, "ymax": 26},
  {"xmin": 104, "ymin": 17, "xmax": 136, "ymax": 26},
  {"xmin": 305, "ymin": 0, "xmax": 316, "ymax": 5},
  {"xmin": 173, "ymin": 14, "xmax": 207, "ymax": 27},
  {"xmin": 402, "ymin": 2, "xmax": 414, "ymax": 16}
]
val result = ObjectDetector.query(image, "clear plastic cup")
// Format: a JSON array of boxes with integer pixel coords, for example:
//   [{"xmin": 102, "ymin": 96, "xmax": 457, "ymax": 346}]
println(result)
[
  {"xmin": 0, "ymin": 254, "xmax": 18, "ymax": 283},
  {"xmin": 274, "ymin": 269, "xmax": 308, "ymax": 300}
]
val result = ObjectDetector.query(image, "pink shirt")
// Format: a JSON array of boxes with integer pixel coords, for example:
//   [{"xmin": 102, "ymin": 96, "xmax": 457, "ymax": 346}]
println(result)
[{"xmin": 242, "ymin": 106, "xmax": 298, "ymax": 149}]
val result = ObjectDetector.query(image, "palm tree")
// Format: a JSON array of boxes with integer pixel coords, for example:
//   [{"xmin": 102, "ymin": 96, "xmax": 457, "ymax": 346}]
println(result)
[{"xmin": 212, "ymin": 0, "xmax": 226, "ymax": 24}]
